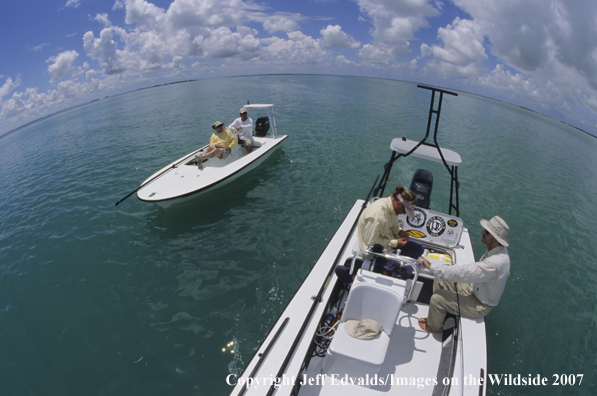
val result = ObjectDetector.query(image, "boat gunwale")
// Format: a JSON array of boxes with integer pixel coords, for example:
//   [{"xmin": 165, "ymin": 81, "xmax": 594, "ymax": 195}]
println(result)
[{"xmin": 136, "ymin": 134, "xmax": 288, "ymax": 203}]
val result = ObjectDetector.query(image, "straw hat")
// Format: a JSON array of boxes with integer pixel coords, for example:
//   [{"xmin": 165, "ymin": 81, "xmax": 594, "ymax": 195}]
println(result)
[
  {"xmin": 480, "ymin": 216, "xmax": 509, "ymax": 247},
  {"xmin": 345, "ymin": 319, "xmax": 383, "ymax": 340}
]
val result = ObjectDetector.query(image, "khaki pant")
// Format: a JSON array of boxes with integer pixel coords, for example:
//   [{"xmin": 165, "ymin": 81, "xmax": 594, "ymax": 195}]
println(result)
[{"xmin": 427, "ymin": 278, "xmax": 493, "ymax": 329}]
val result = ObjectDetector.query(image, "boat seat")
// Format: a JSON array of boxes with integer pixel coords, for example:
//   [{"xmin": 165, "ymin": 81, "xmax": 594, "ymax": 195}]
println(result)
[
  {"xmin": 350, "ymin": 239, "xmax": 401, "ymax": 273},
  {"xmin": 322, "ymin": 281, "xmax": 403, "ymax": 384}
]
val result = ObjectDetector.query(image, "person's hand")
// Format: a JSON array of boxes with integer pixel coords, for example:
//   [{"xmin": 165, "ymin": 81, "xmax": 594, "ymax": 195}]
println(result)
[
  {"xmin": 418, "ymin": 257, "xmax": 431, "ymax": 270},
  {"xmin": 236, "ymin": 126, "xmax": 242, "ymax": 131},
  {"xmin": 398, "ymin": 230, "xmax": 410, "ymax": 240},
  {"xmin": 395, "ymin": 238, "xmax": 408, "ymax": 248}
]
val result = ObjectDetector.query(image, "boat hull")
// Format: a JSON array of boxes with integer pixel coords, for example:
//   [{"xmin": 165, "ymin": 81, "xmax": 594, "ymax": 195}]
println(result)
[
  {"xmin": 136, "ymin": 135, "xmax": 287, "ymax": 205},
  {"xmin": 228, "ymin": 201, "xmax": 487, "ymax": 396}
]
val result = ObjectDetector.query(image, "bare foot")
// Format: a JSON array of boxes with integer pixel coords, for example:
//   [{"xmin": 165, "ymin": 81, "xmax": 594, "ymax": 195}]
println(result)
[{"xmin": 418, "ymin": 318, "xmax": 442, "ymax": 333}]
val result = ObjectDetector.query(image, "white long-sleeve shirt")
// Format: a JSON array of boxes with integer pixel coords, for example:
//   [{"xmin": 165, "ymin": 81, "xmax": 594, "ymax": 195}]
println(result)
[
  {"xmin": 428, "ymin": 245, "xmax": 510, "ymax": 306},
  {"xmin": 228, "ymin": 117, "xmax": 253, "ymax": 141}
]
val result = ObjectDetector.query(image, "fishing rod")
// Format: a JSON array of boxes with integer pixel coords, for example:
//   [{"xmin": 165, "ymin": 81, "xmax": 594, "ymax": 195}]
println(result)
[{"xmin": 114, "ymin": 145, "xmax": 207, "ymax": 206}]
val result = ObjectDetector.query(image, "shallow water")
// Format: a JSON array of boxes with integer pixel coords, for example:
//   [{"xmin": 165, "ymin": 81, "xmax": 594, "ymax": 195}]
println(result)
[{"xmin": 1, "ymin": 75, "xmax": 596, "ymax": 395}]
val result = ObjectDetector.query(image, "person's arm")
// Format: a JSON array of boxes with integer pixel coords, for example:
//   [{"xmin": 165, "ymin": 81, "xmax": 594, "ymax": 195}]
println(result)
[
  {"xmin": 209, "ymin": 133, "xmax": 218, "ymax": 147},
  {"xmin": 419, "ymin": 257, "xmax": 498, "ymax": 283},
  {"xmin": 226, "ymin": 129, "xmax": 238, "ymax": 149},
  {"xmin": 360, "ymin": 217, "xmax": 403, "ymax": 250}
]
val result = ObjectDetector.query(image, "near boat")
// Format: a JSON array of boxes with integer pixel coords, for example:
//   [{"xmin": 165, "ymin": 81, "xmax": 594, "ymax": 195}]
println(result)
[
  {"xmin": 228, "ymin": 86, "xmax": 488, "ymax": 396},
  {"xmin": 134, "ymin": 104, "xmax": 287, "ymax": 205}
]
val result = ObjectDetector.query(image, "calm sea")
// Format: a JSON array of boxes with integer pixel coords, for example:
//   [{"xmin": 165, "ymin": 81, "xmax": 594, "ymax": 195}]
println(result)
[{"xmin": 1, "ymin": 75, "xmax": 596, "ymax": 395}]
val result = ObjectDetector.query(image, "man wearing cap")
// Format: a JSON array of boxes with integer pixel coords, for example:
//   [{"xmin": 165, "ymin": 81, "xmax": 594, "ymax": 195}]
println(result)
[
  {"xmin": 417, "ymin": 216, "xmax": 511, "ymax": 333},
  {"xmin": 336, "ymin": 185, "xmax": 423, "ymax": 285},
  {"xmin": 228, "ymin": 108, "xmax": 254, "ymax": 153},
  {"xmin": 196, "ymin": 121, "xmax": 238, "ymax": 168}
]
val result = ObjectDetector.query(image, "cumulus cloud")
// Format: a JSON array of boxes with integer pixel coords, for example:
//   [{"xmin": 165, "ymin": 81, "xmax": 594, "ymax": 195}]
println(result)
[
  {"xmin": 0, "ymin": 76, "xmax": 22, "ymax": 98},
  {"xmin": 320, "ymin": 25, "xmax": 361, "ymax": 49},
  {"xmin": 356, "ymin": 0, "xmax": 440, "ymax": 59},
  {"xmin": 5, "ymin": 0, "xmax": 597, "ymax": 136},
  {"xmin": 47, "ymin": 50, "xmax": 80, "ymax": 83},
  {"xmin": 262, "ymin": 14, "xmax": 300, "ymax": 33},
  {"xmin": 420, "ymin": 17, "xmax": 487, "ymax": 77},
  {"xmin": 263, "ymin": 31, "xmax": 328, "ymax": 65}
]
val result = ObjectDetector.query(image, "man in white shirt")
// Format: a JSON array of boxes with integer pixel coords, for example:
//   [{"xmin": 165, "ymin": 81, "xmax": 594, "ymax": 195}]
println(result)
[
  {"xmin": 228, "ymin": 108, "xmax": 254, "ymax": 153},
  {"xmin": 417, "ymin": 216, "xmax": 511, "ymax": 333}
]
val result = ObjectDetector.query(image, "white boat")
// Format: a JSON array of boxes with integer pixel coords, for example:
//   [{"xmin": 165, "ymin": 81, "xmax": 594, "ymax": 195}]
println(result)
[
  {"xmin": 135, "ymin": 104, "xmax": 287, "ymax": 205},
  {"xmin": 228, "ymin": 86, "xmax": 488, "ymax": 396}
]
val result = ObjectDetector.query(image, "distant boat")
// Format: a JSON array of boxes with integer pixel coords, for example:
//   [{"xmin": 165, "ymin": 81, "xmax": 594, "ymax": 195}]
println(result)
[
  {"xmin": 228, "ymin": 86, "xmax": 489, "ymax": 396},
  {"xmin": 136, "ymin": 104, "xmax": 287, "ymax": 206}
]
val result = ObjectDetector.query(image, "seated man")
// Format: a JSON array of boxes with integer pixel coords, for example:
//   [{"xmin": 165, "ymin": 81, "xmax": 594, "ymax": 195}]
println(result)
[
  {"xmin": 196, "ymin": 121, "xmax": 238, "ymax": 168},
  {"xmin": 417, "ymin": 216, "xmax": 511, "ymax": 333},
  {"xmin": 228, "ymin": 108, "xmax": 253, "ymax": 153},
  {"xmin": 336, "ymin": 185, "xmax": 424, "ymax": 284}
]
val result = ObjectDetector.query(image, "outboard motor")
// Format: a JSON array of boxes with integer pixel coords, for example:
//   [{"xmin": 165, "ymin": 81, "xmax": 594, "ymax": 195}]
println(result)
[
  {"xmin": 255, "ymin": 117, "xmax": 270, "ymax": 137},
  {"xmin": 410, "ymin": 169, "xmax": 433, "ymax": 209}
]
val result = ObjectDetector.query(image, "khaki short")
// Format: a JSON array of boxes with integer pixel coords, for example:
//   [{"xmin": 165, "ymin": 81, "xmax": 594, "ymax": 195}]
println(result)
[
  {"xmin": 239, "ymin": 138, "xmax": 252, "ymax": 147},
  {"xmin": 218, "ymin": 148, "xmax": 231, "ymax": 159}
]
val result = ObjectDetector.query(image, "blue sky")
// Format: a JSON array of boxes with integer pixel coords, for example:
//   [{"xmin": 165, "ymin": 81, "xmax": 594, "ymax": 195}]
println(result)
[{"xmin": 2, "ymin": 0, "xmax": 597, "ymax": 135}]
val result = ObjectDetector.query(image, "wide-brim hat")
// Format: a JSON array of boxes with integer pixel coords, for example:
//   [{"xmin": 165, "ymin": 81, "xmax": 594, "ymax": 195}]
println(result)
[
  {"xmin": 480, "ymin": 216, "xmax": 509, "ymax": 247},
  {"xmin": 344, "ymin": 319, "xmax": 383, "ymax": 340},
  {"xmin": 212, "ymin": 121, "xmax": 224, "ymax": 129}
]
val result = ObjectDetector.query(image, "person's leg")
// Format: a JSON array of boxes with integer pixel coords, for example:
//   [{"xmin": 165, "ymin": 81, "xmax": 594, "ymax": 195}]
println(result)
[
  {"xmin": 421, "ymin": 280, "xmax": 492, "ymax": 332},
  {"xmin": 201, "ymin": 147, "xmax": 218, "ymax": 159}
]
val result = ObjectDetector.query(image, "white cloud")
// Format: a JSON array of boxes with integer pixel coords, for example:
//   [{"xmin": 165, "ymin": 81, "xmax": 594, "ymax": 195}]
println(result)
[
  {"xmin": 0, "ymin": 76, "xmax": 22, "ymax": 98},
  {"xmin": 197, "ymin": 27, "xmax": 261, "ymax": 59},
  {"xmin": 4, "ymin": 0, "xmax": 597, "ymax": 136},
  {"xmin": 47, "ymin": 50, "xmax": 80, "ymax": 83},
  {"xmin": 262, "ymin": 14, "xmax": 300, "ymax": 33},
  {"xmin": 356, "ymin": 0, "xmax": 440, "ymax": 57},
  {"xmin": 263, "ymin": 31, "xmax": 328, "ymax": 65},
  {"xmin": 420, "ymin": 17, "xmax": 487, "ymax": 77},
  {"xmin": 29, "ymin": 43, "xmax": 51, "ymax": 52},
  {"xmin": 65, "ymin": 0, "xmax": 81, "ymax": 8},
  {"xmin": 358, "ymin": 43, "xmax": 395, "ymax": 65},
  {"xmin": 83, "ymin": 28, "xmax": 128, "ymax": 75},
  {"xmin": 320, "ymin": 25, "xmax": 361, "ymax": 49}
]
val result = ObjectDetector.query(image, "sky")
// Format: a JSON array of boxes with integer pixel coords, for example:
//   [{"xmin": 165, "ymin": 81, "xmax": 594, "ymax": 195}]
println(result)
[{"xmin": 2, "ymin": 0, "xmax": 597, "ymax": 136}]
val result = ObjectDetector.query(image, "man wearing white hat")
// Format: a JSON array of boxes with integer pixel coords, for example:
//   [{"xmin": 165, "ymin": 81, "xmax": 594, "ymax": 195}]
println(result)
[
  {"xmin": 228, "ymin": 108, "xmax": 254, "ymax": 153},
  {"xmin": 417, "ymin": 216, "xmax": 511, "ymax": 333}
]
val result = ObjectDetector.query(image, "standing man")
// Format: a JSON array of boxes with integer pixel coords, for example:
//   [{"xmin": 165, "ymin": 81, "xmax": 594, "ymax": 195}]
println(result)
[
  {"xmin": 417, "ymin": 216, "xmax": 511, "ymax": 333},
  {"xmin": 228, "ymin": 108, "xmax": 253, "ymax": 153}
]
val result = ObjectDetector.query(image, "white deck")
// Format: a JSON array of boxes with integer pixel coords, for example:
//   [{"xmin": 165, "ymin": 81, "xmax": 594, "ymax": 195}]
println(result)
[
  {"xmin": 136, "ymin": 134, "xmax": 286, "ymax": 203},
  {"xmin": 228, "ymin": 201, "xmax": 486, "ymax": 396}
]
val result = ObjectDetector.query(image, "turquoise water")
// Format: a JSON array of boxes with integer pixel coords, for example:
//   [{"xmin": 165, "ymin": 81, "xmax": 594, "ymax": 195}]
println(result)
[{"xmin": 1, "ymin": 75, "xmax": 596, "ymax": 395}]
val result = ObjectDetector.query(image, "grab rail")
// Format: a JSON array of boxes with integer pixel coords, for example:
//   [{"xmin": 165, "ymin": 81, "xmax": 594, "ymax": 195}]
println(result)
[{"xmin": 350, "ymin": 248, "xmax": 420, "ymax": 302}]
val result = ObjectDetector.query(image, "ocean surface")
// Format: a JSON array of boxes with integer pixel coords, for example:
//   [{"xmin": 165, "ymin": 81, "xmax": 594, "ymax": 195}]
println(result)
[{"xmin": 1, "ymin": 75, "xmax": 596, "ymax": 396}]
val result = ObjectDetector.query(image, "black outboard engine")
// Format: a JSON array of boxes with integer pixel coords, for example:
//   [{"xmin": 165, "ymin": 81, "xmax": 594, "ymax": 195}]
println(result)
[
  {"xmin": 410, "ymin": 169, "xmax": 433, "ymax": 209},
  {"xmin": 255, "ymin": 117, "xmax": 270, "ymax": 137}
]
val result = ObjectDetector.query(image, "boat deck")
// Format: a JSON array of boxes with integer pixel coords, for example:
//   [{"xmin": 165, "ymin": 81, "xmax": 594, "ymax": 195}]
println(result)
[
  {"xmin": 229, "ymin": 201, "xmax": 486, "ymax": 396},
  {"xmin": 300, "ymin": 303, "xmax": 444, "ymax": 395}
]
